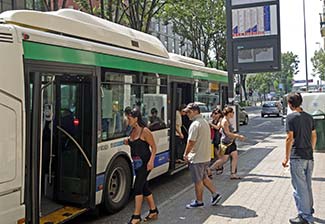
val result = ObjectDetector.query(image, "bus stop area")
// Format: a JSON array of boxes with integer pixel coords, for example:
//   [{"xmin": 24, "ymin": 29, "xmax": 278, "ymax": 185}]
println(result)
[{"xmin": 148, "ymin": 132, "xmax": 325, "ymax": 224}]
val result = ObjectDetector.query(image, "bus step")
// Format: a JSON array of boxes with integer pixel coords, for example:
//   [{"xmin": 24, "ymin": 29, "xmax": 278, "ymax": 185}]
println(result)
[{"xmin": 40, "ymin": 206, "xmax": 87, "ymax": 224}]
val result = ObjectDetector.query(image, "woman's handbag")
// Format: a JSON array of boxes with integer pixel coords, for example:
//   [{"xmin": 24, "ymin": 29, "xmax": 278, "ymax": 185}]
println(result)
[
  {"xmin": 132, "ymin": 156, "xmax": 143, "ymax": 170},
  {"xmin": 219, "ymin": 142, "xmax": 233, "ymax": 156}
]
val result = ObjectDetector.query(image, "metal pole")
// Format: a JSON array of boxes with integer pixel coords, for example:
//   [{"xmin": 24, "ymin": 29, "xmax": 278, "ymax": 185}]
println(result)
[
  {"xmin": 226, "ymin": 0, "xmax": 234, "ymax": 101},
  {"xmin": 303, "ymin": 0, "xmax": 309, "ymax": 92}
]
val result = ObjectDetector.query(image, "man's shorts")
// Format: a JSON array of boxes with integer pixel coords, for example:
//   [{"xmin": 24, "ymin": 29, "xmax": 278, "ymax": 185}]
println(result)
[{"xmin": 189, "ymin": 162, "xmax": 210, "ymax": 183}]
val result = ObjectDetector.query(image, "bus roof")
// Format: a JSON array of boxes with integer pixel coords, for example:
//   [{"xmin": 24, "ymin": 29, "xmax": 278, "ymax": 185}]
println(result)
[
  {"xmin": 0, "ymin": 9, "xmax": 169, "ymax": 58},
  {"xmin": 168, "ymin": 53, "xmax": 205, "ymax": 67},
  {"xmin": 0, "ymin": 9, "xmax": 227, "ymax": 82}
]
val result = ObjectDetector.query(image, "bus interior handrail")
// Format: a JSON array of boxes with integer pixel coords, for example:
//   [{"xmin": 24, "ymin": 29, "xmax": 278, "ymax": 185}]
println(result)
[{"xmin": 56, "ymin": 125, "xmax": 92, "ymax": 168}]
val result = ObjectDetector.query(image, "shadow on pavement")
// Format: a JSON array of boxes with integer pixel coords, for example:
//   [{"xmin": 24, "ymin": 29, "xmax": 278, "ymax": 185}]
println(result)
[
  {"xmin": 246, "ymin": 173, "xmax": 290, "ymax": 179},
  {"xmin": 239, "ymin": 177, "xmax": 274, "ymax": 183},
  {"xmin": 270, "ymin": 135, "xmax": 286, "ymax": 140},
  {"xmin": 213, "ymin": 205, "xmax": 257, "ymax": 219},
  {"xmin": 69, "ymin": 138, "xmax": 279, "ymax": 224},
  {"xmin": 312, "ymin": 177, "xmax": 325, "ymax": 182},
  {"xmin": 314, "ymin": 217, "xmax": 325, "ymax": 224}
]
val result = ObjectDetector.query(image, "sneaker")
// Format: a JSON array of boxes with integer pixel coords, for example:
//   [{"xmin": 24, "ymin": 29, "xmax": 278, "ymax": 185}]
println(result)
[
  {"xmin": 289, "ymin": 215, "xmax": 308, "ymax": 224},
  {"xmin": 211, "ymin": 194, "xmax": 222, "ymax": 206},
  {"xmin": 186, "ymin": 200, "xmax": 204, "ymax": 209}
]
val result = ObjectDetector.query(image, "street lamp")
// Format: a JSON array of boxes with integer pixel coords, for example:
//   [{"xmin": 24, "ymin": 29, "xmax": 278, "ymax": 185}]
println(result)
[{"xmin": 303, "ymin": 0, "xmax": 309, "ymax": 92}]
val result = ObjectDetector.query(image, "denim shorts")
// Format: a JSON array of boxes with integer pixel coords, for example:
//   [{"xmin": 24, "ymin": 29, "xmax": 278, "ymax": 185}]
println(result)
[{"xmin": 189, "ymin": 162, "xmax": 210, "ymax": 183}]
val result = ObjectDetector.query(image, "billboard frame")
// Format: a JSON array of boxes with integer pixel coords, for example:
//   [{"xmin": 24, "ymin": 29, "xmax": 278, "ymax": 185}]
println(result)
[{"xmin": 226, "ymin": 0, "xmax": 281, "ymax": 76}]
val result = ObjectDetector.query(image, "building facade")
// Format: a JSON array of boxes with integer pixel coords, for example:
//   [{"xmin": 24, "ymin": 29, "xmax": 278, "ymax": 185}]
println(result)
[{"xmin": 149, "ymin": 18, "xmax": 193, "ymax": 57}]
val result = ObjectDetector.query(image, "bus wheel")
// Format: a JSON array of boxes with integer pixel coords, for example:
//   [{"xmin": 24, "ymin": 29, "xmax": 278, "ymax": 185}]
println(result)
[{"xmin": 102, "ymin": 157, "xmax": 132, "ymax": 213}]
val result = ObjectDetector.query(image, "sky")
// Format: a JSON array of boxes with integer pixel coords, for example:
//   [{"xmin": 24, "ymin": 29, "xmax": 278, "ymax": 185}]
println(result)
[{"xmin": 280, "ymin": 0, "xmax": 323, "ymax": 83}]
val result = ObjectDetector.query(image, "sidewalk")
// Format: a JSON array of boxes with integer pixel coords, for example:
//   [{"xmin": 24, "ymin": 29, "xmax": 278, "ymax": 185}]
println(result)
[{"xmin": 150, "ymin": 133, "xmax": 325, "ymax": 224}]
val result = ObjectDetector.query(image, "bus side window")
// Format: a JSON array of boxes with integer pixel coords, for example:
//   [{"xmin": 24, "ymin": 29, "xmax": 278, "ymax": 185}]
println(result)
[{"xmin": 101, "ymin": 81, "xmax": 126, "ymax": 141}]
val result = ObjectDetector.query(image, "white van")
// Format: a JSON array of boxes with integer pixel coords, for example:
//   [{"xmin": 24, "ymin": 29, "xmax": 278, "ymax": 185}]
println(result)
[{"xmin": 286, "ymin": 92, "xmax": 325, "ymax": 115}]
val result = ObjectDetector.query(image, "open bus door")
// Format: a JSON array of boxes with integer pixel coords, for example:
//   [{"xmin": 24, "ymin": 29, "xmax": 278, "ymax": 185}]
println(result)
[
  {"xmin": 26, "ymin": 66, "xmax": 97, "ymax": 224},
  {"xmin": 169, "ymin": 82, "xmax": 193, "ymax": 174}
]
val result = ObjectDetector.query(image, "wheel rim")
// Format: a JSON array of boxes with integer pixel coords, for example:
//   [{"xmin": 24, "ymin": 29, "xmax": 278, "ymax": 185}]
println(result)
[{"xmin": 108, "ymin": 167, "xmax": 127, "ymax": 203}]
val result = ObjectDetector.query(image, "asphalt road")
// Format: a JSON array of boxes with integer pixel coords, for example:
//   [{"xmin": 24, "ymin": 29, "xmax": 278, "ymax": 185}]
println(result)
[{"xmin": 68, "ymin": 106, "xmax": 284, "ymax": 224}]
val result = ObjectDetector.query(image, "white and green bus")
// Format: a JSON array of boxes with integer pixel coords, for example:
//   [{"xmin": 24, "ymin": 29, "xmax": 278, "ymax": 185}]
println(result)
[{"xmin": 0, "ymin": 9, "xmax": 228, "ymax": 224}]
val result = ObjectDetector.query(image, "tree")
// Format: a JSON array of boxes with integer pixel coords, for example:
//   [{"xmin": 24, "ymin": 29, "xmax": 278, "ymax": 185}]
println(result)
[
  {"xmin": 246, "ymin": 52, "xmax": 299, "ymax": 97},
  {"xmin": 211, "ymin": 0, "xmax": 227, "ymax": 70},
  {"xmin": 42, "ymin": 0, "xmax": 68, "ymax": 10},
  {"xmin": 311, "ymin": 48, "xmax": 325, "ymax": 81},
  {"xmin": 24, "ymin": 0, "xmax": 68, "ymax": 10},
  {"xmin": 74, "ymin": 0, "xmax": 167, "ymax": 33},
  {"xmin": 74, "ymin": 0, "xmax": 119, "ymax": 21},
  {"xmin": 122, "ymin": 0, "xmax": 167, "ymax": 33},
  {"xmin": 160, "ymin": 0, "xmax": 226, "ymax": 67},
  {"xmin": 246, "ymin": 73, "xmax": 273, "ymax": 100},
  {"xmin": 275, "ymin": 52, "xmax": 299, "ymax": 93}
]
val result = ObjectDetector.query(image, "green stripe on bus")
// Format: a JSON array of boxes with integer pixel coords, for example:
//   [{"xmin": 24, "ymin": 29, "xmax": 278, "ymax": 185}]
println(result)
[{"xmin": 23, "ymin": 41, "xmax": 228, "ymax": 83}]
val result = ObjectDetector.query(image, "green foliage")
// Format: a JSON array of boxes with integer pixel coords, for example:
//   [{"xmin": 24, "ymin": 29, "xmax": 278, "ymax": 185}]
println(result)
[
  {"xmin": 73, "ymin": 0, "xmax": 166, "ymax": 33},
  {"xmin": 239, "ymin": 101, "xmax": 250, "ymax": 107},
  {"xmin": 246, "ymin": 72, "xmax": 273, "ymax": 95},
  {"xmin": 25, "ymin": 0, "xmax": 66, "ymax": 11},
  {"xmin": 160, "ymin": 0, "xmax": 226, "ymax": 68},
  {"xmin": 275, "ymin": 51, "xmax": 299, "ymax": 93},
  {"xmin": 311, "ymin": 48, "xmax": 325, "ymax": 81},
  {"xmin": 246, "ymin": 52, "xmax": 299, "ymax": 95}
]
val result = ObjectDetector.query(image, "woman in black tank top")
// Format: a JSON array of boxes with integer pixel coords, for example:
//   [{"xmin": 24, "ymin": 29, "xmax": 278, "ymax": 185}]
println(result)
[{"xmin": 125, "ymin": 108, "xmax": 159, "ymax": 224}]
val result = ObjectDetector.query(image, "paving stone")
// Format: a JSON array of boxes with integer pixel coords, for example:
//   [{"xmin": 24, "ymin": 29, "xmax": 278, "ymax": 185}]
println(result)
[{"xmin": 152, "ymin": 133, "xmax": 325, "ymax": 224}]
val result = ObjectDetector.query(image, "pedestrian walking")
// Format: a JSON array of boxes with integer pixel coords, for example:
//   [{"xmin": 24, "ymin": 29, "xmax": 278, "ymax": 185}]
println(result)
[
  {"xmin": 207, "ymin": 106, "xmax": 245, "ymax": 179},
  {"xmin": 124, "ymin": 108, "xmax": 159, "ymax": 224},
  {"xmin": 183, "ymin": 103, "xmax": 222, "ymax": 209},
  {"xmin": 282, "ymin": 92, "xmax": 317, "ymax": 224},
  {"xmin": 209, "ymin": 108, "xmax": 223, "ymax": 175}
]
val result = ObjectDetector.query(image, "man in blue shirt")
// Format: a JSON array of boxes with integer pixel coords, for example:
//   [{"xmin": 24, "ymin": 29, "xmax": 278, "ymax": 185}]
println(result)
[{"xmin": 282, "ymin": 93, "xmax": 317, "ymax": 224}]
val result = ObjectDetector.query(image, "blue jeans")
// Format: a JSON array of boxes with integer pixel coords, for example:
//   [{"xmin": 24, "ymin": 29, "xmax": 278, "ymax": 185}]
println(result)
[{"xmin": 290, "ymin": 159, "xmax": 314, "ymax": 222}]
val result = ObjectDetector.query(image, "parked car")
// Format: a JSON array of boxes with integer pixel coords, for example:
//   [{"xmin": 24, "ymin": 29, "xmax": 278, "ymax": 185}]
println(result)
[
  {"xmin": 261, "ymin": 101, "xmax": 281, "ymax": 117},
  {"xmin": 238, "ymin": 106, "xmax": 249, "ymax": 125}
]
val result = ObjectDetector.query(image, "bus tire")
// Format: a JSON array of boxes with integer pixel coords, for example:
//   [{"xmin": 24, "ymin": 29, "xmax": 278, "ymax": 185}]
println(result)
[{"xmin": 102, "ymin": 157, "xmax": 132, "ymax": 213}]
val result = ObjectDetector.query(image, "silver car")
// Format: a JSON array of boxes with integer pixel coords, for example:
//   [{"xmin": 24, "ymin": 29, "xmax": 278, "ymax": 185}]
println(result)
[{"xmin": 261, "ymin": 101, "xmax": 281, "ymax": 117}]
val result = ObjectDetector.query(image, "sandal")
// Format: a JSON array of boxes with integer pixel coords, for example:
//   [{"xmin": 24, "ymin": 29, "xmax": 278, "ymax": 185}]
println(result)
[
  {"xmin": 216, "ymin": 166, "xmax": 224, "ymax": 175},
  {"xmin": 128, "ymin": 214, "xmax": 141, "ymax": 224},
  {"xmin": 144, "ymin": 207, "xmax": 159, "ymax": 222},
  {"xmin": 230, "ymin": 173, "xmax": 241, "ymax": 180}
]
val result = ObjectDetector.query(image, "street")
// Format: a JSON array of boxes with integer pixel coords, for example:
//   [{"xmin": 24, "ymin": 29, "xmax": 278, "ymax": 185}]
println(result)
[{"xmin": 68, "ymin": 106, "xmax": 300, "ymax": 224}]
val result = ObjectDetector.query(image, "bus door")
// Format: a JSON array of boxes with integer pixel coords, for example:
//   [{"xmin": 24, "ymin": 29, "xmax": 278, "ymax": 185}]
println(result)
[
  {"xmin": 169, "ymin": 82, "xmax": 193, "ymax": 173},
  {"xmin": 26, "ymin": 68, "xmax": 97, "ymax": 224},
  {"xmin": 54, "ymin": 75, "xmax": 96, "ymax": 206}
]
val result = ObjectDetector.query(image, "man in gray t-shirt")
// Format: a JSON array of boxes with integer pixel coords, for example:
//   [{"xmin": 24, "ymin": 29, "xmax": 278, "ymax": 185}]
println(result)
[
  {"xmin": 282, "ymin": 93, "xmax": 317, "ymax": 224},
  {"xmin": 183, "ymin": 103, "xmax": 222, "ymax": 209}
]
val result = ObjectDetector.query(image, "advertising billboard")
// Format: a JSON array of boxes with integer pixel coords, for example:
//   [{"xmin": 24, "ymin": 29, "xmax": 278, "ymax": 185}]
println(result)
[
  {"xmin": 226, "ymin": 0, "xmax": 280, "ymax": 74},
  {"xmin": 232, "ymin": 5, "xmax": 278, "ymax": 38}
]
